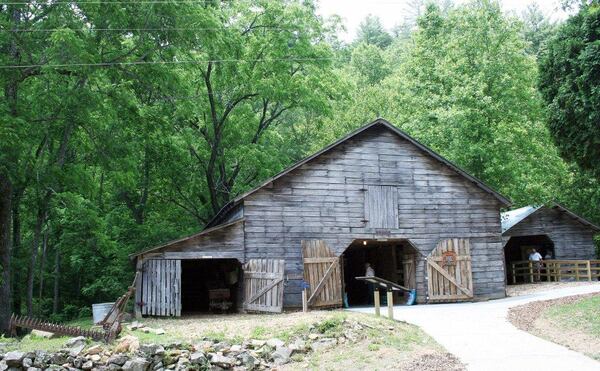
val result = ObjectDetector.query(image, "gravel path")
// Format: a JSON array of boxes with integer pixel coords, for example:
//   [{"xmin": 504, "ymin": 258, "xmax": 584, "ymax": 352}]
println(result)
[
  {"xmin": 350, "ymin": 283, "xmax": 600, "ymax": 371},
  {"xmin": 509, "ymin": 293, "xmax": 600, "ymax": 360}
]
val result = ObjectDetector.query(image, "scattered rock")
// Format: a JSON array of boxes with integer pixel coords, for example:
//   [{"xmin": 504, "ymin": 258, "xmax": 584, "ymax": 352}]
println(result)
[
  {"xmin": 249, "ymin": 340, "xmax": 265, "ymax": 349},
  {"xmin": 272, "ymin": 346, "xmax": 292, "ymax": 365},
  {"xmin": 66, "ymin": 337, "xmax": 87, "ymax": 357},
  {"xmin": 140, "ymin": 344, "xmax": 163, "ymax": 356},
  {"xmin": 190, "ymin": 351, "xmax": 207, "ymax": 365},
  {"xmin": 213, "ymin": 342, "xmax": 230, "ymax": 352},
  {"xmin": 22, "ymin": 358, "xmax": 33, "ymax": 368},
  {"xmin": 50, "ymin": 352, "xmax": 67, "ymax": 365},
  {"xmin": 115, "ymin": 335, "xmax": 140, "ymax": 354},
  {"xmin": 149, "ymin": 328, "xmax": 165, "ymax": 335},
  {"xmin": 4, "ymin": 351, "xmax": 25, "ymax": 367},
  {"xmin": 194, "ymin": 341, "xmax": 213, "ymax": 352},
  {"xmin": 86, "ymin": 344, "xmax": 103, "ymax": 355},
  {"xmin": 121, "ymin": 357, "xmax": 150, "ymax": 371},
  {"xmin": 308, "ymin": 333, "xmax": 320, "ymax": 340},
  {"xmin": 289, "ymin": 339, "xmax": 307, "ymax": 353},
  {"xmin": 210, "ymin": 353, "xmax": 234, "ymax": 368},
  {"xmin": 65, "ymin": 336, "xmax": 86, "ymax": 348},
  {"xmin": 89, "ymin": 354, "xmax": 101, "ymax": 362},
  {"xmin": 0, "ymin": 361, "xmax": 6, "ymax": 371},
  {"xmin": 30, "ymin": 330, "xmax": 56, "ymax": 339},
  {"xmin": 127, "ymin": 321, "xmax": 145, "ymax": 331},
  {"xmin": 266, "ymin": 338, "xmax": 284, "ymax": 348},
  {"xmin": 310, "ymin": 338, "xmax": 337, "ymax": 352},
  {"xmin": 239, "ymin": 352, "xmax": 258, "ymax": 370},
  {"xmin": 229, "ymin": 344, "xmax": 242, "ymax": 353},
  {"xmin": 82, "ymin": 360, "xmax": 94, "ymax": 370},
  {"xmin": 107, "ymin": 354, "xmax": 128, "ymax": 366}
]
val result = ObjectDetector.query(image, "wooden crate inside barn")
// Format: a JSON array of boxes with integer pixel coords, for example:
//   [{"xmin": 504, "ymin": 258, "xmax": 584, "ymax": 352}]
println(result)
[{"xmin": 209, "ymin": 288, "xmax": 232, "ymax": 312}]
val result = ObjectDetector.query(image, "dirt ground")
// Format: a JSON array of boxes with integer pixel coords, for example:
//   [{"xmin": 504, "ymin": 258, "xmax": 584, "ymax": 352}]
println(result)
[
  {"xmin": 506, "ymin": 281, "xmax": 600, "ymax": 297},
  {"xmin": 138, "ymin": 310, "xmax": 465, "ymax": 370},
  {"xmin": 508, "ymin": 292, "xmax": 600, "ymax": 360}
]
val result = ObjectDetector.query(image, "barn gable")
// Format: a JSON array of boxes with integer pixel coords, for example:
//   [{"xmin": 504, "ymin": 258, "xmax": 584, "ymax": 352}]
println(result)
[{"xmin": 205, "ymin": 118, "xmax": 510, "ymax": 229}]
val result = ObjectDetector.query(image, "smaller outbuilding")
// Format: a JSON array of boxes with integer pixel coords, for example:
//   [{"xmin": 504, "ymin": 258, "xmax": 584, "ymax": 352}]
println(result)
[{"xmin": 501, "ymin": 203, "xmax": 599, "ymax": 283}]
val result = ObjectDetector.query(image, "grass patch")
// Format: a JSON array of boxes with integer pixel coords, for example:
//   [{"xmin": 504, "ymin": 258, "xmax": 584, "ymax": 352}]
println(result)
[
  {"xmin": 315, "ymin": 314, "xmax": 346, "ymax": 337},
  {"xmin": 250, "ymin": 326, "xmax": 268, "ymax": 339},
  {"xmin": 544, "ymin": 295, "xmax": 600, "ymax": 336},
  {"xmin": 1, "ymin": 334, "xmax": 75, "ymax": 353}
]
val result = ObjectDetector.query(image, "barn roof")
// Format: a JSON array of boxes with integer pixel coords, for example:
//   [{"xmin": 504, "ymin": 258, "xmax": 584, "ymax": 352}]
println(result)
[
  {"xmin": 206, "ymin": 118, "xmax": 512, "ymax": 228},
  {"xmin": 501, "ymin": 203, "xmax": 600, "ymax": 234},
  {"xmin": 133, "ymin": 118, "xmax": 512, "ymax": 258}
]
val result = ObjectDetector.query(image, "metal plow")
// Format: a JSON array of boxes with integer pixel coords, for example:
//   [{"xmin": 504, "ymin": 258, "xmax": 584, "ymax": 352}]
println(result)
[
  {"xmin": 9, "ymin": 272, "xmax": 138, "ymax": 343},
  {"xmin": 9, "ymin": 314, "xmax": 108, "ymax": 342}
]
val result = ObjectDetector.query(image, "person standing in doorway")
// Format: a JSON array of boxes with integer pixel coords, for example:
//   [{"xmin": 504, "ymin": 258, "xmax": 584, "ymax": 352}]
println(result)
[
  {"xmin": 365, "ymin": 262, "xmax": 375, "ymax": 304},
  {"xmin": 529, "ymin": 249, "xmax": 543, "ymax": 282}
]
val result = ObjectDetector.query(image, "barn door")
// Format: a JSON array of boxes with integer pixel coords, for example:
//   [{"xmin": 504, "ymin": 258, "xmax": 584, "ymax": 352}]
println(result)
[
  {"xmin": 403, "ymin": 254, "xmax": 416, "ymax": 289},
  {"xmin": 243, "ymin": 259, "xmax": 285, "ymax": 313},
  {"xmin": 426, "ymin": 238, "xmax": 473, "ymax": 302},
  {"xmin": 302, "ymin": 240, "xmax": 343, "ymax": 308},
  {"xmin": 140, "ymin": 259, "xmax": 181, "ymax": 316}
]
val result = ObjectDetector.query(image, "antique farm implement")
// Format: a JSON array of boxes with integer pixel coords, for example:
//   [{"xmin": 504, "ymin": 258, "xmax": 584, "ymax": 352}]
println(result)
[{"xmin": 10, "ymin": 273, "xmax": 138, "ymax": 342}]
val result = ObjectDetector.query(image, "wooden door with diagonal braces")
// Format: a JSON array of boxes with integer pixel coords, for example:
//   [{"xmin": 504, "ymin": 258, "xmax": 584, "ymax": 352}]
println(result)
[
  {"xmin": 426, "ymin": 238, "xmax": 473, "ymax": 302},
  {"xmin": 243, "ymin": 259, "xmax": 285, "ymax": 313},
  {"xmin": 302, "ymin": 240, "xmax": 343, "ymax": 308}
]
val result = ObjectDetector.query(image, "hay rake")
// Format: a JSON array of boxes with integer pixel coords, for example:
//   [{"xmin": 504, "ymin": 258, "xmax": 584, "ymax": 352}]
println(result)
[{"xmin": 10, "ymin": 272, "xmax": 138, "ymax": 343}]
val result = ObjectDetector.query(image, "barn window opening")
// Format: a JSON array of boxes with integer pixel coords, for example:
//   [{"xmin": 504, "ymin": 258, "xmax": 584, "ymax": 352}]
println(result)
[
  {"xmin": 364, "ymin": 185, "xmax": 399, "ymax": 228},
  {"xmin": 342, "ymin": 239, "xmax": 417, "ymax": 307},
  {"xmin": 181, "ymin": 258, "xmax": 242, "ymax": 314},
  {"xmin": 504, "ymin": 235, "xmax": 555, "ymax": 284}
]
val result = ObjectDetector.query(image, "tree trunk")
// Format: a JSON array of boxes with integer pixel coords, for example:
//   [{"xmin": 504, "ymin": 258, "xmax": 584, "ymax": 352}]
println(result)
[
  {"xmin": 26, "ymin": 206, "xmax": 46, "ymax": 316},
  {"xmin": 11, "ymin": 191, "xmax": 21, "ymax": 314},
  {"xmin": 0, "ymin": 173, "xmax": 12, "ymax": 334},
  {"xmin": 52, "ymin": 249, "xmax": 60, "ymax": 315},
  {"xmin": 38, "ymin": 231, "xmax": 48, "ymax": 301}
]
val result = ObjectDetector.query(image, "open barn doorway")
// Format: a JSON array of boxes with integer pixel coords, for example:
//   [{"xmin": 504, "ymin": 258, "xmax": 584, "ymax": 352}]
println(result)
[
  {"xmin": 504, "ymin": 235, "xmax": 554, "ymax": 284},
  {"xmin": 342, "ymin": 239, "xmax": 418, "ymax": 307},
  {"xmin": 181, "ymin": 258, "xmax": 242, "ymax": 314}
]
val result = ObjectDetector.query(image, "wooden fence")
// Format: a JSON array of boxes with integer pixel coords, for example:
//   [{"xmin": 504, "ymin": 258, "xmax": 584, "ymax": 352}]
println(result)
[{"xmin": 509, "ymin": 260, "xmax": 600, "ymax": 284}]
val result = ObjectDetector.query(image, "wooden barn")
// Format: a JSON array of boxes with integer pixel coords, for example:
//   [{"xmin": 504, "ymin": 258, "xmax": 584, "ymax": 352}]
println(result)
[
  {"xmin": 501, "ymin": 204, "xmax": 599, "ymax": 283},
  {"xmin": 131, "ymin": 118, "xmax": 513, "ymax": 316}
]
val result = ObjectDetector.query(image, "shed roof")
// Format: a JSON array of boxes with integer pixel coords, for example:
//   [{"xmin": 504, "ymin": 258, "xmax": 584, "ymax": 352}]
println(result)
[
  {"xmin": 501, "ymin": 203, "xmax": 600, "ymax": 234},
  {"xmin": 206, "ymin": 118, "xmax": 512, "ymax": 228}
]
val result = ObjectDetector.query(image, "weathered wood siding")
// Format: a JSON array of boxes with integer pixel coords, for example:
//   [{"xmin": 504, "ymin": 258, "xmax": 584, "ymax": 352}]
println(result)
[
  {"xmin": 243, "ymin": 125, "xmax": 506, "ymax": 306},
  {"xmin": 502, "ymin": 207, "xmax": 596, "ymax": 260},
  {"xmin": 143, "ymin": 221, "xmax": 245, "ymax": 261}
]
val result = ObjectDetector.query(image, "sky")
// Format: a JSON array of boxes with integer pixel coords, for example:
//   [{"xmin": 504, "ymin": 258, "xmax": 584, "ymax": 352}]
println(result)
[{"xmin": 317, "ymin": 0, "xmax": 571, "ymax": 42}]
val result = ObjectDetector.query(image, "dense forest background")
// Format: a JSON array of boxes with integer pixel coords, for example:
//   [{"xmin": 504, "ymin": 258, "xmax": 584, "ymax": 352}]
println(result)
[{"xmin": 1, "ymin": 0, "xmax": 599, "ymax": 328}]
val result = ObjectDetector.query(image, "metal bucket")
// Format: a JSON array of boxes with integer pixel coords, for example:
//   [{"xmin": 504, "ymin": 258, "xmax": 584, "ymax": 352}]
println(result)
[{"xmin": 92, "ymin": 302, "xmax": 114, "ymax": 324}]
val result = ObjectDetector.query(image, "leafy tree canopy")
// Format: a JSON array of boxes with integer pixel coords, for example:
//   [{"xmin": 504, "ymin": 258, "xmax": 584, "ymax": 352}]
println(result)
[{"xmin": 539, "ymin": 2, "xmax": 600, "ymax": 180}]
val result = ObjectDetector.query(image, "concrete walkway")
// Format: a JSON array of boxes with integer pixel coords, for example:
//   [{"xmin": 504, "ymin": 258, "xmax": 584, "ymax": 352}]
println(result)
[{"xmin": 350, "ymin": 284, "xmax": 600, "ymax": 371}]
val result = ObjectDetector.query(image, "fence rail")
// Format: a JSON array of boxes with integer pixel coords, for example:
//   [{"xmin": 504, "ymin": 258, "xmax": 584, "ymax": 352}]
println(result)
[{"xmin": 510, "ymin": 259, "xmax": 600, "ymax": 284}]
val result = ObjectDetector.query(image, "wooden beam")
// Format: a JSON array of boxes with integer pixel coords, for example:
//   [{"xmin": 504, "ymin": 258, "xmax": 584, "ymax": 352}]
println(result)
[
  {"xmin": 307, "ymin": 259, "xmax": 338, "ymax": 305},
  {"xmin": 427, "ymin": 260, "xmax": 473, "ymax": 297},
  {"xmin": 244, "ymin": 277, "xmax": 283, "ymax": 305}
]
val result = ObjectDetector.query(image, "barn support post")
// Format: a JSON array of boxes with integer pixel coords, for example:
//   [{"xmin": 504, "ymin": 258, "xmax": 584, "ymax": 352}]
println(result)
[
  {"xmin": 374, "ymin": 289, "xmax": 380, "ymax": 317},
  {"xmin": 587, "ymin": 261, "xmax": 592, "ymax": 281},
  {"xmin": 511, "ymin": 263, "xmax": 516, "ymax": 284},
  {"xmin": 302, "ymin": 288, "xmax": 308, "ymax": 313},
  {"xmin": 386, "ymin": 289, "xmax": 394, "ymax": 320},
  {"xmin": 134, "ymin": 258, "xmax": 143, "ymax": 318}
]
